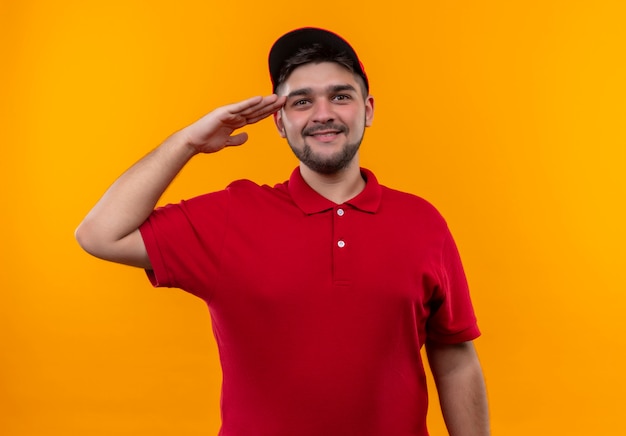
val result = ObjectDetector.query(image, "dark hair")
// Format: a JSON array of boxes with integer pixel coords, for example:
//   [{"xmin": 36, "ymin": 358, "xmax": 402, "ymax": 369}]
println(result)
[{"xmin": 275, "ymin": 43, "xmax": 368, "ymax": 98}]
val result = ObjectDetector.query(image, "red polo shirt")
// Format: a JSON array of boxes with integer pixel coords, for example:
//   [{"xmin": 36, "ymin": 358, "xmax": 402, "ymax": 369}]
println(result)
[{"xmin": 139, "ymin": 167, "xmax": 480, "ymax": 436}]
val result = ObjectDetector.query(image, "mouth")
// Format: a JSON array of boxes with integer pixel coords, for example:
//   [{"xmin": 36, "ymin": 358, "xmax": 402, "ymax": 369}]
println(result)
[
  {"xmin": 310, "ymin": 130, "xmax": 341, "ymax": 138},
  {"xmin": 303, "ymin": 125, "xmax": 347, "ymax": 142}
]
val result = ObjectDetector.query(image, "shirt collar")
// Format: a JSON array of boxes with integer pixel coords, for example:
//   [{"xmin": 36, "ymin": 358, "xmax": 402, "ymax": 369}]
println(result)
[{"xmin": 287, "ymin": 167, "xmax": 382, "ymax": 215}]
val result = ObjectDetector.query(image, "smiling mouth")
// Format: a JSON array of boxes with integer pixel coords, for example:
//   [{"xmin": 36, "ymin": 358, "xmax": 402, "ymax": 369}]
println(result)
[
  {"xmin": 305, "ymin": 131, "xmax": 344, "ymax": 144},
  {"xmin": 310, "ymin": 131, "xmax": 341, "ymax": 138},
  {"xmin": 304, "ymin": 124, "xmax": 347, "ymax": 139}
]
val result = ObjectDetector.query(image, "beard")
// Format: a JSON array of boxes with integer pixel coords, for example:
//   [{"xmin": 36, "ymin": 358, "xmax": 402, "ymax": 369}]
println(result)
[{"xmin": 286, "ymin": 122, "xmax": 365, "ymax": 175}]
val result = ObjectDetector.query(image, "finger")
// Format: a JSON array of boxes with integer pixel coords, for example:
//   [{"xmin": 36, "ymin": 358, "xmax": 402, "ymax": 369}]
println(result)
[
  {"xmin": 224, "ymin": 132, "xmax": 249, "ymax": 147},
  {"xmin": 244, "ymin": 97, "xmax": 286, "ymax": 124},
  {"xmin": 225, "ymin": 96, "xmax": 265, "ymax": 115},
  {"xmin": 237, "ymin": 94, "xmax": 284, "ymax": 116},
  {"xmin": 222, "ymin": 95, "xmax": 284, "ymax": 126}
]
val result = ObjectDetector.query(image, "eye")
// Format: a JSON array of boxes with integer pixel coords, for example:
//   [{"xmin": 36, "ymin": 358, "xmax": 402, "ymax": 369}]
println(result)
[
  {"xmin": 292, "ymin": 99, "xmax": 311, "ymax": 107},
  {"xmin": 332, "ymin": 94, "xmax": 352, "ymax": 102}
]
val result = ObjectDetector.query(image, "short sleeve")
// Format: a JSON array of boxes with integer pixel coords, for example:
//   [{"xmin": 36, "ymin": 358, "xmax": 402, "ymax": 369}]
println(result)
[
  {"xmin": 138, "ymin": 189, "xmax": 231, "ymax": 301},
  {"xmin": 426, "ymin": 231, "xmax": 481, "ymax": 344}
]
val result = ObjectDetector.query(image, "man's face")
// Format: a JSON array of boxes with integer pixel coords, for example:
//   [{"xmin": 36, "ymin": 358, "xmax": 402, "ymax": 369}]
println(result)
[{"xmin": 274, "ymin": 62, "xmax": 374, "ymax": 174}]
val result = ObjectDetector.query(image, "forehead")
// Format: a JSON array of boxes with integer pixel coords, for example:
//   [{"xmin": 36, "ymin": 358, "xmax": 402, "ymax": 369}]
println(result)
[{"xmin": 279, "ymin": 62, "xmax": 362, "ymax": 95}]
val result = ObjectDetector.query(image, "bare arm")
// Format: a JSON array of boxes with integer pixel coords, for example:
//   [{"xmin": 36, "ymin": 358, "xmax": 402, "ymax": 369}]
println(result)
[
  {"xmin": 426, "ymin": 341, "xmax": 490, "ymax": 436},
  {"xmin": 75, "ymin": 94, "xmax": 286, "ymax": 269}
]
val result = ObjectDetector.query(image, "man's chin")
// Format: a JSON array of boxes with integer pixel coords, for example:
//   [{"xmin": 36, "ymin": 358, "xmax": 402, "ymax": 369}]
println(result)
[
  {"xmin": 288, "ymin": 139, "xmax": 361, "ymax": 174},
  {"xmin": 300, "ymin": 154, "xmax": 356, "ymax": 174}
]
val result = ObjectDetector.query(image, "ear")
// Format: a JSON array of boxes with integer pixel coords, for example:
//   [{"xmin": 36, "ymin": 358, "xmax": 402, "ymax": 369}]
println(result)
[
  {"xmin": 364, "ymin": 95, "xmax": 375, "ymax": 127},
  {"xmin": 273, "ymin": 110, "xmax": 286, "ymax": 138}
]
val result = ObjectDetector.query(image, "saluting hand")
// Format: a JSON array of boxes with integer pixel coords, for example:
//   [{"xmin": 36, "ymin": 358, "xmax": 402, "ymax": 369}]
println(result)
[{"xmin": 181, "ymin": 94, "xmax": 286, "ymax": 154}]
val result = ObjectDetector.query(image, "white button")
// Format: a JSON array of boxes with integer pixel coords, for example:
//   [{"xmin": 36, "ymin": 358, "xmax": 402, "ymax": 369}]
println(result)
[
  {"xmin": 337, "ymin": 240, "xmax": 346, "ymax": 248},
  {"xmin": 337, "ymin": 208, "xmax": 345, "ymax": 216}
]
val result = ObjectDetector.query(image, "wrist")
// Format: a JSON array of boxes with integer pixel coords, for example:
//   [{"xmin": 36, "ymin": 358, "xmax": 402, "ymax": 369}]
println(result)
[{"xmin": 169, "ymin": 129, "xmax": 202, "ymax": 160}]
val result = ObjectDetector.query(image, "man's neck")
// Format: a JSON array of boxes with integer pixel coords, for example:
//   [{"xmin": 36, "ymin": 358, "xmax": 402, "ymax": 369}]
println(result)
[{"xmin": 299, "ymin": 160, "xmax": 366, "ymax": 205}]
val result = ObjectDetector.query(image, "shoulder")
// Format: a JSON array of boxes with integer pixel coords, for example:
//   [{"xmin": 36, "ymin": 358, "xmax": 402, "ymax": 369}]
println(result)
[
  {"xmin": 152, "ymin": 178, "xmax": 292, "ymax": 217},
  {"xmin": 225, "ymin": 178, "xmax": 290, "ymax": 202},
  {"xmin": 178, "ymin": 178, "xmax": 287, "ymax": 203},
  {"xmin": 380, "ymin": 185, "xmax": 447, "ymax": 223}
]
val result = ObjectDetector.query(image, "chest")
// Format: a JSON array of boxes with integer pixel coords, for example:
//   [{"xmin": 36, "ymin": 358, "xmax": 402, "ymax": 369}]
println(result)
[{"xmin": 213, "ymin": 204, "xmax": 443, "ymax": 312}]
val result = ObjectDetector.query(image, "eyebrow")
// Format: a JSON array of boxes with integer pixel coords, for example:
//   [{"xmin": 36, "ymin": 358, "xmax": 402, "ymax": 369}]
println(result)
[{"xmin": 286, "ymin": 84, "xmax": 358, "ymax": 99}]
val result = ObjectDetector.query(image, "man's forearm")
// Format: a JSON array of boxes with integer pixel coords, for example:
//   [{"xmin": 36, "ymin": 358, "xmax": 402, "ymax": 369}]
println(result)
[
  {"xmin": 427, "ymin": 342, "xmax": 490, "ymax": 436},
  {"xmin": 436, "ymin": 360, "xmax": 490, "ymax": 436},
  {"xmin": 75, "ymin": 130, "xmax": 197, "ymax": 262}
]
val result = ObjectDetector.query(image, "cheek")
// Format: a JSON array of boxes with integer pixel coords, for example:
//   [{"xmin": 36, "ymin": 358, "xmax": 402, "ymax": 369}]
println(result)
[
  {"xmin": 282, "ymin": 115, "xmax": 305, "ymax": 133},
  {"xmin": 280, "ymin": 122, "xmax": 298, "ymax": 141},
  {"xmin": 340, "ymin": 108, "xmax": 365, "ymax": 126}
]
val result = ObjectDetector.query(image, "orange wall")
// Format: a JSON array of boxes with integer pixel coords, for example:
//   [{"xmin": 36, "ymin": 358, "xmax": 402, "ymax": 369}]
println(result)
[{"xmin": 2, "ymin": 1, "xmax": 625, "ymax": 435}]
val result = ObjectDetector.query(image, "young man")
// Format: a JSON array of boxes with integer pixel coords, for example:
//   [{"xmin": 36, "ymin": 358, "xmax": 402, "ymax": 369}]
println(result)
[{"xmin": 76, "ymin": 27, "xmax": 490, "ymax": 436}]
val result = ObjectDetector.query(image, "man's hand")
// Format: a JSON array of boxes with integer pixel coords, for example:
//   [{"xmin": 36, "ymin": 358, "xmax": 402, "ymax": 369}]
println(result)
[{"xmin": 181, "ymin": 94, "xmax": 286, "ymax": 154}]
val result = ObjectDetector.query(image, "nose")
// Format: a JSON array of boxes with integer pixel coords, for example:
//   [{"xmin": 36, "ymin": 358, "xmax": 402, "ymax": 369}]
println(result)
[{"xmin": 311, "ymin": 99, "xmax": 334, "ymax": 124}]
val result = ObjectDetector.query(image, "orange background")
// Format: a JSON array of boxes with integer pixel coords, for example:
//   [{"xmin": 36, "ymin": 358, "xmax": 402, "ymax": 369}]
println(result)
[{"xmin": 2, "ymin": 1, "xmax": 625, "ymax": 435}]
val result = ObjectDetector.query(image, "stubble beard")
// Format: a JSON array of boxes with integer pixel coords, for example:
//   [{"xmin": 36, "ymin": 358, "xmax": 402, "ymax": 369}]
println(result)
[{"xmin": 286, "ymin": 122, "xmax": 366, "ymax": 175}]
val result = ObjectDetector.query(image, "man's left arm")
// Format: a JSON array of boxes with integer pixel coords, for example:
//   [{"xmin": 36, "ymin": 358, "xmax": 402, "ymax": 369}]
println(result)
[{"xmin": 426, "ymin": 341, "xmax": 490, "ymax": 436}]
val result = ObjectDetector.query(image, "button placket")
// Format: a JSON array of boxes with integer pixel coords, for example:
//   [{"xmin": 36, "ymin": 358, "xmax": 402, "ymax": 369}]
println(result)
[
  {"xmin": 333, "ymin": 205, "xmax": 350, "ymax": 284},
  {"xmin": 336, "ymin": 207, "xmax": 346, "ymax": 248}
]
